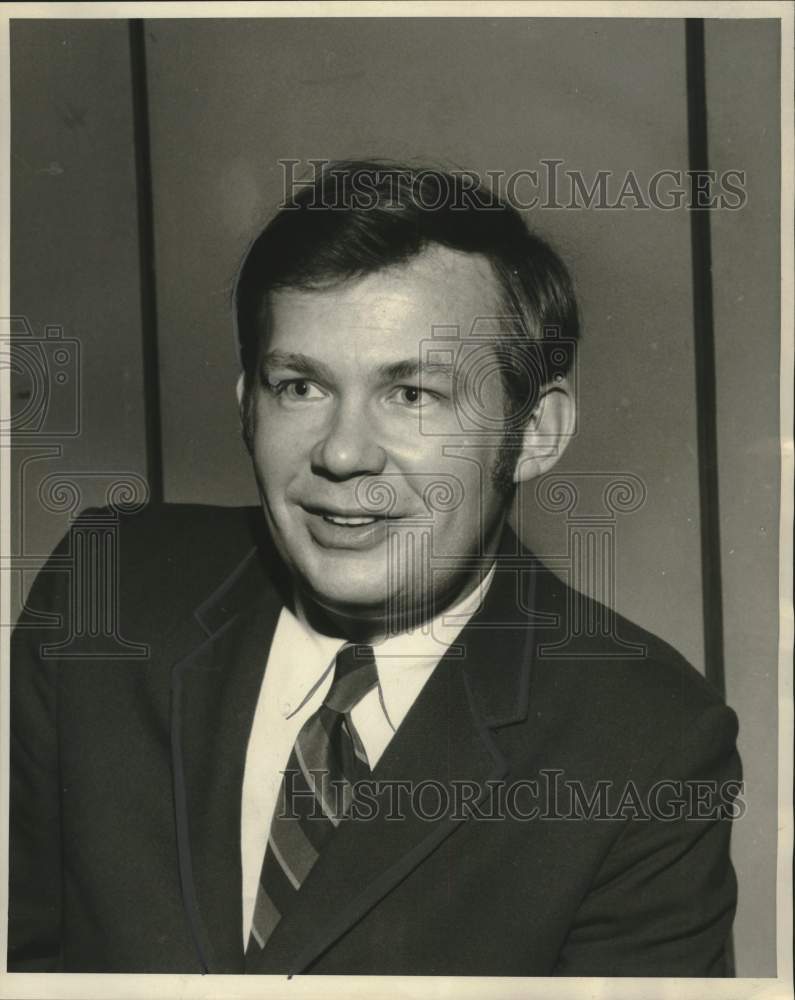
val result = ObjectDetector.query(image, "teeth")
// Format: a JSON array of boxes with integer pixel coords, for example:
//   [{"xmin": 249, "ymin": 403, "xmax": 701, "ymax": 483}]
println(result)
[{"xmin": 324, "ymin": 515, "xmax": 377, "ymax": 526}]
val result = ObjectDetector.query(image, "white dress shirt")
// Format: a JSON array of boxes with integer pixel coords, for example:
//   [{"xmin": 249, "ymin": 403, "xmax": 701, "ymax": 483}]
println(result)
[{"xmin": 240, "ymin": 563, "xmax": 497, "ymax": 945}]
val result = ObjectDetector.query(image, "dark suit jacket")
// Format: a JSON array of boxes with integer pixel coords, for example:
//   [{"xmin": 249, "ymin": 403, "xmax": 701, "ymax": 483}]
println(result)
[{"xmin": 8, "ymin": 503, "xmax": 741, "ymax": 976}]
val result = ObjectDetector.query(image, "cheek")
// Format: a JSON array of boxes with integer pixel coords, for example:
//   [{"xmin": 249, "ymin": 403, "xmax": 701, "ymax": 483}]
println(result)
[
  {"xmin": 442, "ymin": 448, "xmax": 506, "ymax": 520},
  {"xmin": 250, "ymin": 403, "xmax": 305, "ymax": 474},
  {"xmin": 416, "ymin": 459, "xmax": 482, "ymax": 535},
  {"xmin": 250, "ymin": 435, "xmax": 292, "ymax": 502}
]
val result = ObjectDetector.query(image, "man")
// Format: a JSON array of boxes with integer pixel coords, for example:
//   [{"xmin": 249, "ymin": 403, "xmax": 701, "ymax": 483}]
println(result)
[{"xmin": 8, "ymin": 161, "xmax": 741, "ymax": 976}]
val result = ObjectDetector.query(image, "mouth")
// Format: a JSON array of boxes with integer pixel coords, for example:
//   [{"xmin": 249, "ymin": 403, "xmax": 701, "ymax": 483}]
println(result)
[
  {"xmin": 321, "ymin": 514, "xmax": 380, "ymax": 527},
  {"xmin": 302, "ymin": 504, "xmax": 397, "ymax": 551},
  {"xmin": 304, "ymin": 502, "xmax": 394, "ymax": 523}
]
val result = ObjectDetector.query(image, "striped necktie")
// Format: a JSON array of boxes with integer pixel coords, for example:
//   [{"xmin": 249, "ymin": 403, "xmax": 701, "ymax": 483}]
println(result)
[{"xmin": 246, "ymin": 643, "xmax": 379, "ymax": 957}]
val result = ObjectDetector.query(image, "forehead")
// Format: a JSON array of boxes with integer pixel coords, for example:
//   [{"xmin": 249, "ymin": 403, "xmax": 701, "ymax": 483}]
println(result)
[{"xmin": 265, "ymin": 246, "xmax": 503, "ymax": 357}]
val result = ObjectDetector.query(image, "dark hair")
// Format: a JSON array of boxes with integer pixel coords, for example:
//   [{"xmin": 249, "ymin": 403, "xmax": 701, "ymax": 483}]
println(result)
[{"xmin": 234, "ymin": 159, "xmax": 579, "ymax": 423}]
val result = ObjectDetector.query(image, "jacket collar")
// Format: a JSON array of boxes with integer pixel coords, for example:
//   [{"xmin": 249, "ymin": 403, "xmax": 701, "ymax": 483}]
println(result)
[
  {"xmin": 171, "ymin": 515, "xmax": 541, "ymax": 974},
  {"xmin": 170, "ymin": 526, "xmax": 288, "ymax": 972}
]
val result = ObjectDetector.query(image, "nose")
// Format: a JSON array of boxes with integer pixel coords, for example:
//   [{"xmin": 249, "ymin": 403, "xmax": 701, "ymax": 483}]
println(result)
[{"xmin": 310, "ymin": 399, "xmax": 387, "ymax": 480}]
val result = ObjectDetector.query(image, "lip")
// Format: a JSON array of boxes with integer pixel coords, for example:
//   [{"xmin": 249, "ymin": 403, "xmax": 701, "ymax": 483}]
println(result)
[
  {"xmin": 303, "ymin": 503, "xmax": 393, "ymax": 519},
  {"xmin": 303, "ymin": 506, "xmax": 396, "ymax": 551}
]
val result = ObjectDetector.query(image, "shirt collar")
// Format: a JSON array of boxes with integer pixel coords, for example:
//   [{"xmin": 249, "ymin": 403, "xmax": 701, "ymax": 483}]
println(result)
[{"xmin": 279, "ymin": 563, "xmax": 497, "ymax": 724}]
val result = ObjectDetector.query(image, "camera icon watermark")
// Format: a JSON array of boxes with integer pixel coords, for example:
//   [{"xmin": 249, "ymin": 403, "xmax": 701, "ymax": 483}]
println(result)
[
  {"xmin": 418, "ymin": 317, "xmax": 577, "ymax": 441},
  {"xmin": 1, "ymin": 316, "xmax": 81, "ymax": 438}
]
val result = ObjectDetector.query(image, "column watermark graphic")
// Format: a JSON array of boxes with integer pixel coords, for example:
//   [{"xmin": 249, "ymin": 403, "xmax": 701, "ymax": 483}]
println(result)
[{"xmin": 2, "ymin": 316, "xmax": 150, "ymax": 658}]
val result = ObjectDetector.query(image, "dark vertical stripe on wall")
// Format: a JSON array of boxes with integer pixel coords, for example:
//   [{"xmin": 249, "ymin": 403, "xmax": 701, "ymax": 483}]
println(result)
[
  {"xmin": 129, "ymin": 20, "xmax": 164, "ymax": 505},
  {"xmin": 685, "ymin": 19, "xmax": 725, "ymax": 699},
  {"xmin": 685, "ymin": 32, "xmax": 733, "ymax": 980}
]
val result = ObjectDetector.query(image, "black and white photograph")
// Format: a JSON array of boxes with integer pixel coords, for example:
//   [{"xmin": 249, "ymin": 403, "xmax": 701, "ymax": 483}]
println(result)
[{"xmin": 0, "ymin": 3, "xmax": 791, "ymax": 997}]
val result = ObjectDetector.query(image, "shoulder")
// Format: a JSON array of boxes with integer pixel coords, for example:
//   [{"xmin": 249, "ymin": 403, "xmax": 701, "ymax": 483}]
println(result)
[
  {"xmin": 111, "ymin": 500, "xmax": 269, "ymax": 612},
  {"xmin": 108, "ymin": 500, "xmax": 259, "ymax": 552},
  {"xmin": 529, "ymin": 555, "xmax": 727, "ymax": 703},
  {"xmin": 23, "ymin": 502, "xmax": 271, "ymax": 634},
  {"xmin": 519, "ymin": 558, "xmax": 738, "ymax": 779}
]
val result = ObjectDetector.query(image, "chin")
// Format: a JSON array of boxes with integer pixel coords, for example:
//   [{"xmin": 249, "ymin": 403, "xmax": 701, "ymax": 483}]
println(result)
[
  {"xmin": 299, "ymin": 585, "xmax": 388, "ymax": 627},
  {"xmin": 306, "ymin": 574, "xmax": 388, "ymax": 612},
  {"xmin": 302, "ymin": 562, "xmax": 419, "ymax": 616},
  {"xmin": 282, "ymin": 531, "xmax": 438, "ymax": 619}
]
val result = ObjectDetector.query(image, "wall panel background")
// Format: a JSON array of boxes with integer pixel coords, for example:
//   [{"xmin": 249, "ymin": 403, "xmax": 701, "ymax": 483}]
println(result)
[
  {"xmin": 9, "ymin": 19, "xmax": 147, "ymax": 619},
  {"xmin": 705, "ymin": 18, "xmax": 780, "ymax": 978}
]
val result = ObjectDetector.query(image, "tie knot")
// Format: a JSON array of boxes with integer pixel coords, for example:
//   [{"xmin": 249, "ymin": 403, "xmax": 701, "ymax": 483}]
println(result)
[{"xmin": 324, "ymin": 643, "xmax": 378, "ymax": 714}]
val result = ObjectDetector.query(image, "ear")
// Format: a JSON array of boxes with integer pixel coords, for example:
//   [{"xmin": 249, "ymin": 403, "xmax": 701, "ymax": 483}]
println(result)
[
  {"xmin": 236, "ymin": 372, "xmax": 254, "ymax": 454},
  {"xmin": 512, "ymin": 377, "xmax": 576, "ymax": 484}
]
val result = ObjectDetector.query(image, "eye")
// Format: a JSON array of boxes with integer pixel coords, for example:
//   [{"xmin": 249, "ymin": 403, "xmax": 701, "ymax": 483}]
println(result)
[
  {"xmin": 390, "ymin": 385, "xmax": 438, "ymax": 408},
  {"xmin": 265, "ymin": 377, "xmax": 326, "ymax": 402}
]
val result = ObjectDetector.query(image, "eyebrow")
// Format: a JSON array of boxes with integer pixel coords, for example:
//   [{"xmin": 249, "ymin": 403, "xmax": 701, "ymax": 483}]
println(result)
[
  {"xmin": 260, "ymin": 351, "xmax": 332, "ymax": 380},
  {"xmin": 260, "ymin": 351, "xmax": 457, "ymax": 383},
  {"xmin": 380, "ymin": 359, "xmax": 457, "ymax": 381}
]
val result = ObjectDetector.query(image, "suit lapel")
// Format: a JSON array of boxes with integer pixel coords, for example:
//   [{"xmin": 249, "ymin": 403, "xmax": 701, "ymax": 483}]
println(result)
[
  {"xmin": 171, "ymin": 546, "xmax": 284, "ymax": 973},
  {"xmin": 248, "ymin": 525, "xmax": 540, "ymax": 976}
]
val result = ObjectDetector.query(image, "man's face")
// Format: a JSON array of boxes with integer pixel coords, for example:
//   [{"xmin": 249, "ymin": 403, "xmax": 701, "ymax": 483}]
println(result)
[{"xmin": 243, "ymin": 245, "xmax": 516, "ymax": 631}]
